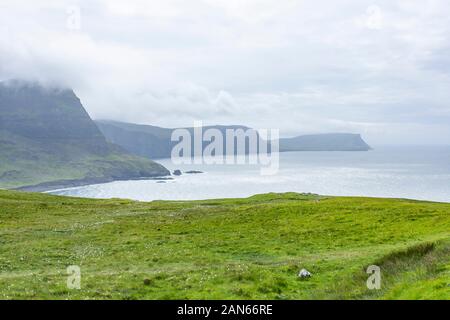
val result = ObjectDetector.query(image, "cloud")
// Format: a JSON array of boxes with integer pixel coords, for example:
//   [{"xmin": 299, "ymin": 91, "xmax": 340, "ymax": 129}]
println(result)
[
  {"xmin": 364, "ymin": 5, "xmax": 384, "ymax": 30},
  {"xmin": 1, "ymin": 0, "xmax": 450, "ymax": 144}
]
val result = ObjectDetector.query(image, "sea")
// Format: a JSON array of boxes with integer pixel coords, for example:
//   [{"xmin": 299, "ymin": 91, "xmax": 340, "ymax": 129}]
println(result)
[{"xmin": 49, "ymin": 146, "xmax": 450, "ymax": 203}]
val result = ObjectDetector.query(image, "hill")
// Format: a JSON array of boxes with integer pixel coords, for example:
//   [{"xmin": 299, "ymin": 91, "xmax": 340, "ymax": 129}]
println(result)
[
  {"xmin": 0, "ymin": 190, "xmax": 448, "ymax": 299},
  {"xmin": 280, "ymin": 133, "xmax": 371, "ymax": 151},
  {"xmin": 96, "ymin": 120, "xmax": 263, "ymax": 159},
  {"xmin": 0, "ymin": 81, "xmax": 169, "ymax": 190},
  {"xmin": 96, "ymin": 120, "xmax": 371, "ymax": 159}
]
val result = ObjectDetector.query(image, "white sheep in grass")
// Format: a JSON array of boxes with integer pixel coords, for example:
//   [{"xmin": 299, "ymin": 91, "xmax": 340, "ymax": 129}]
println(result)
[{"xmin": 298, "ymin": 268, "xmax": 312, "ymax": 279}]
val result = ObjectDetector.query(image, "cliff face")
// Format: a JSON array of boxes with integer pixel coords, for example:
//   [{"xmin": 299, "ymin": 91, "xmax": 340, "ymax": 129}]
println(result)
[
  {"xmin": 95, "ymin": 120, "xmax": 173, "ymax": 159},
  {"xmin": 96, "ymin": 121, "xmax": 371, "ymax": 159},
  {"xmin": 279, "ymin": 133, "xmax": 371, "ymax": 151},
  {"xmin": 96, "ymin": 120, "xmax": 264, "ymax": 159},
  {"xmin": 0, "ymin": 81, "xmax": 110, "ymax": 155},
  {"xmin": 0, "ymin": 81, "xmax": 169, "ymax": 189}
]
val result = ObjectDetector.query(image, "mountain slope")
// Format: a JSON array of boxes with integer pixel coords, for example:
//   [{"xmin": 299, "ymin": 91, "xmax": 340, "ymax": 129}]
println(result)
[
  {"xmin": 96, "ymin": 120, "xmax": 371, "ymax": 159},
  {"xmin": 0, "ymin": 81, "xmax": 169, "ymax": 189},
  {"xmin": 95, "ymin": 120, "xmax": 173, "ymax": 159},
  {"xmin": 96, "ymin": 120, "xmax": 263, "ymax": 159},
  {"xmin": 280, "ymin": 133, "xmax": 371, "ymax": 151}
]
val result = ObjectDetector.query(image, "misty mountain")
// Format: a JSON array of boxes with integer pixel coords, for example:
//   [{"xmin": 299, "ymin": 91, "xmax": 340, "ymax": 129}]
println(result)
[
  {"xmin": 96, "ymin": 120, "xmax": 371, "ymax": 159},
  {"xmin": 96, "ymin": 120, "xmax": 269, "ymax": 159},
  {"xmin": 0, "ymin": 81, "xmax": 169, "ymax": 190},
  {"xmin": 280, "ymin": 133, "xmax": 371, "ymax": 151},
  {"xmin": 95, "ymin": 120, "xmax": 178, "ymax": 159}
]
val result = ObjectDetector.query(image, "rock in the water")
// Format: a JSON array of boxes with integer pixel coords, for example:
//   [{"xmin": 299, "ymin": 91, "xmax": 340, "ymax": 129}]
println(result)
[
  {"xmin": 173, "ymin": 169, "xmax": 182, "ymax": 176},
  {"xmin": 298, "ymin": 269, "xmax": 312, "ymax": 279},
  {"xmin": 185, "ymin": 170, "xmax": 203, "ymax": 174}
]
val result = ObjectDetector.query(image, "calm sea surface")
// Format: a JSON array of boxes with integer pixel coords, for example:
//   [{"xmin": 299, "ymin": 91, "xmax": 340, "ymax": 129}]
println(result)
[{"xmin": 50, "ymin": 146, "xmax": 450, "ymax": 202}]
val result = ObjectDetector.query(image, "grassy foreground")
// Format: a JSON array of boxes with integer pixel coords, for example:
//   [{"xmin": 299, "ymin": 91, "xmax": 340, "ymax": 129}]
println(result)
[{"xmin": 0, "ymin": 190, "xmax": 449, "ymax": 300}]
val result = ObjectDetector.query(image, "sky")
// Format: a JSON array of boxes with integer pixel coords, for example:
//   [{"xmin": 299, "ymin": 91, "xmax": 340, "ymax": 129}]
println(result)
[{"xmin": 1, "ymin": 0, "xmax": 450, "ymax": 145}]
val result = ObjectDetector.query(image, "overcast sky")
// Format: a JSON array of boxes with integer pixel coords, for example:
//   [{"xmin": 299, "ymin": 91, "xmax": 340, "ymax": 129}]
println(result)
[{"xmin": 1, "ymin": 0, "xmax": 450, "ymax": 144}]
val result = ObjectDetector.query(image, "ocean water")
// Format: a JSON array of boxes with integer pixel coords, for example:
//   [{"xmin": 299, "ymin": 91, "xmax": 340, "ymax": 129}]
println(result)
[{"xmin": 50, "ymin": 146, "xmax": 450, "ymax": 202}]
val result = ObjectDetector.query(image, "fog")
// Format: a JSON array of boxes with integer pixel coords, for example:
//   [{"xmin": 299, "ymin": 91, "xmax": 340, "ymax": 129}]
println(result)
[{"xmin": 1, "ymin": 0, "xmax": 450, "ymax": 144}]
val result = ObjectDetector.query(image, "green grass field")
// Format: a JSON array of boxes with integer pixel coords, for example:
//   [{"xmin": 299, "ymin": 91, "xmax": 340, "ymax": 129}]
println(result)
[
  {"xmin": 0, "ymin": 132, "xmax": 169, "ymax": 190},
  {"xmin": 0, "ymin": 190, "xmax": 449, "ymax": 300}
]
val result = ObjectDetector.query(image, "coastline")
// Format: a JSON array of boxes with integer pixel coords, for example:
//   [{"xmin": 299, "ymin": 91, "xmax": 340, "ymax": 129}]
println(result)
[{"xmin": 14, "ymin": 175, "xmax": 173, "ymax": 193}]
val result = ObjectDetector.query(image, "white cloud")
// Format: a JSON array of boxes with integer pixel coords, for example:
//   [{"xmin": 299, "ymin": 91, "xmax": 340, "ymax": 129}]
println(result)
[
  {"xmin": 1, "ymin": 0, "xmax": 450, "ymax": 144},
  {"xmin": 365, "ymin": 5, "xmax": 383, "ymax": 30}
]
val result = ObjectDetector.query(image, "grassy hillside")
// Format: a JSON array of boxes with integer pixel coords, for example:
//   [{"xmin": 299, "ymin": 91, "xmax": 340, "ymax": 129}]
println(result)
[
  {"xmin": 0, "ymin": 81, "xmax": 169, "ymax": 189},
  {"xmin": 0, "ymin": 190, "xmax": 448, "ymax": 300},
  {"xmin": 0, "ymin": 134, "xmax": 169, "ymax": 190}
]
